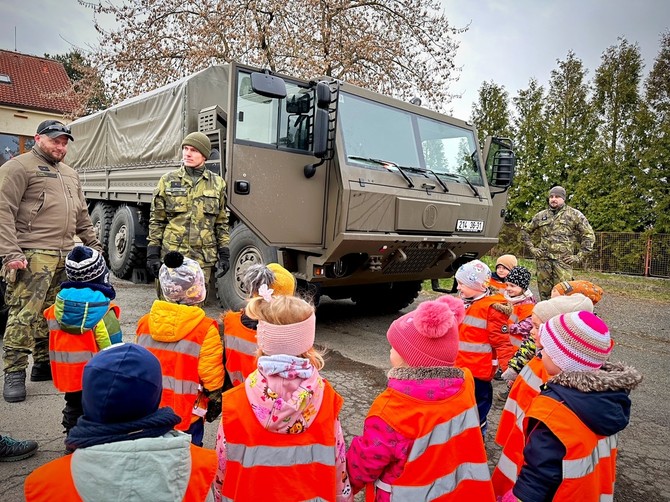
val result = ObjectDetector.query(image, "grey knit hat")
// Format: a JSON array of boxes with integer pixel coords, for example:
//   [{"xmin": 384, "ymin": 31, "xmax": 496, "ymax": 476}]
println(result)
[
  {"xmin": 549, "ymin": 186, "xmax": 566, "ymax": 199},
  {"xmin": 181, "ymin": 132, "xmax": 211, "ymax": 159}
]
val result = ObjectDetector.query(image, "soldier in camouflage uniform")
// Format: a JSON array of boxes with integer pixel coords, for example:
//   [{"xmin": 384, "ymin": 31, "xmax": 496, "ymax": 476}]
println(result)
[
  {"xmin": 520, "ymin": 186, "xmax": 595, "ymax": 300},
  {"xmin": 147, "ymin": 132, "xmax": 230, "ymax": 299},
  {"xmin": 0, "ymin": 120, "xmax": 102, "ymax": 403}
]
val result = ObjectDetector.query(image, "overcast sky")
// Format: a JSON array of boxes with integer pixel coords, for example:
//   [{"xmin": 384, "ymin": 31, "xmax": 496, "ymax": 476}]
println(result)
[{"xmin": 1, "ymin": 0, "xmax": 668, "ymax": 119}]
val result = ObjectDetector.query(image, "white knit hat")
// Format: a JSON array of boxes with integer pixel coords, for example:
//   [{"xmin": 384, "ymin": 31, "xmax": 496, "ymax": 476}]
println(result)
[
  {"xmin": 533, "ymin": 293, "xmax": 594, "ymax": 323},
  {"xmin": 455, "ymin": 259, "xmax": 491, "ymax": 292},
  {"xmin": 539, "ymin": 311, "xmax": 612, "ymax": 372}
]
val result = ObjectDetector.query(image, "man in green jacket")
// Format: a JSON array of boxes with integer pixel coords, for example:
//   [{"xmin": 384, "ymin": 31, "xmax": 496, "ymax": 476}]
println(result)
[
  {"xmin": 147, "ymin": 132, "xmax": 230, "ymax": 297},
  {"xmin": 0, "ymin": 120, "xmax": 102, "ymax": 402},
  {"xmin": 520, "ymin": 186, "xmax": 595, "ymax": 300}
]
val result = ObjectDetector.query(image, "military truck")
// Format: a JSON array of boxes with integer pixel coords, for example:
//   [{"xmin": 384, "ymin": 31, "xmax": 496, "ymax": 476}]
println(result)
[{"xmin": 65, "ymin": 62, "xmax": 514, "ymax": 313}]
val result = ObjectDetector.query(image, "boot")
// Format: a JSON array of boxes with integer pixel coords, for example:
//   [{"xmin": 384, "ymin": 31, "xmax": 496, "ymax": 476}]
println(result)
[
  {"xmin": 30, "ymin": 361, "xmax": 52, "ymax": 382},
  {"xmin": 0, "ymin": 435, "xmax": 38, "ymax": 461},
  {"xmin": 3, "ymin": 370, "xmax": 26, "ymax": 403}
]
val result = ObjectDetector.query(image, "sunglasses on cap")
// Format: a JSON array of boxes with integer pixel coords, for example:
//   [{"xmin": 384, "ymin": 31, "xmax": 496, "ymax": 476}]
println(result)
[{"xmin": 37, "ymin": 123, "xmax": 72, "ymax": 136}]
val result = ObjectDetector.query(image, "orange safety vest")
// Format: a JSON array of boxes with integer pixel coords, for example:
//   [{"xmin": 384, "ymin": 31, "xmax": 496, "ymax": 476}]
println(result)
[
  {"xmin": 492, "ymin": 356, "xmax": 549, "ymax": 496},
  {"xmin": 523, "ymin": 395, "xmax": 618, "ymax": 501},
  {"xmin": 221, "ymin": 378, "xmax": 343, "ymax": 502},
  {"xmin": 136, "ymin": 315, "xmax": 216, "ymax": 430},
  {"xmin": 489, "ymin": 277, "xmax": 506, "ymax": 290},
  {"xmin": 223, "ymin": 310, "xmax": 257, "ymax": 387},
  {"xmin": 24, "ymin": 443, "xmax": 216, "ymax": 502},
  {"xmin": 364, "ymin": 368, "xmax": 494, "ymax": 501},
  {"xmin": 456, "ymin": 294, "xmax": 509, "ymax": 380},
  {"xmin": 45, "ymin": 304, "xmax": 120, "ymax": 393},
  {"xmin": 507, "ymin": 303, "xmax": 535, "ymax": 348}
]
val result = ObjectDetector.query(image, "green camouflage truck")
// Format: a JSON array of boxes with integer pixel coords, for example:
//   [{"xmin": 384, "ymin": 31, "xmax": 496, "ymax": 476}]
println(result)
[{"xmin": 65, "ymin": 62, "xmax": 515, "ymax": 313}]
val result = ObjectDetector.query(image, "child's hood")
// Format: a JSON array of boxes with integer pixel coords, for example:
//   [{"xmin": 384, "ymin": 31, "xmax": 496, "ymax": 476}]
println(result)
[
  {"xmin": 544, "ymin": 361, "xmax": 643, "ymax": 437},
  {"xmin": 147, "ymin": 300, "xmax": 207, "ymax": 342},
  {"xmin": 245, "ymin": 355, "xmax": 325, "ymax": 435},
  {"xmin": 55, "ymin": 287, "xmax": 111, "ymax": 334},
  {"xmin": 387, "ymin": 366, "xmax": 466, "ymax": 401}
]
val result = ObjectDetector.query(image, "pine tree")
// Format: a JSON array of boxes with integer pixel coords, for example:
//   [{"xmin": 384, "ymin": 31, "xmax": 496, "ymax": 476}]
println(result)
[{"xmin": 470, "ymin": 81, "xmax": 512, "ymax": 148}]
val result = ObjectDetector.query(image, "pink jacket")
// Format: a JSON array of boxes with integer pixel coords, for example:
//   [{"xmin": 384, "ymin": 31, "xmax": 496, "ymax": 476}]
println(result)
[{"xmin": 346, "ymin": 366, "xmax": 466, "ymax": 502}]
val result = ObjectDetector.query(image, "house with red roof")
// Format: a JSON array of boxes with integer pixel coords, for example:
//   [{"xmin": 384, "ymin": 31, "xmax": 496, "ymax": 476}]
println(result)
[{"xmin": 0, "ymin": 50, "xmax": 78, "ymax": 166}]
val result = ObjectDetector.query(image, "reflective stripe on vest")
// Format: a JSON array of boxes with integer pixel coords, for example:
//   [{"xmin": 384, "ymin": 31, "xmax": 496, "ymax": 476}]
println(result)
[
  {"xmin": 495, "ymin": 450, "xmax": 518, "ymax": 483},
  {"xmin": 162, "ymin": 375, "xmax": 200, "ymax": 396},
  {"xmin": 224, "ymin": 334, "xmax": 257, "ymax": 356},
  {"xmin": 509, "ymin": 336, "xmax": 522, "ymax": 347},
  {"xmin": 563, "ymin": 435, "xmax": 618, "ymax": 479},
  {"xmin": 49, "ymin": 350, "xmax": 96, "ymax": 364},
  {"xmin": 458, "ymin": 341, "xmax": 492, "ymax": 353},
  {"xmin": 378, "ymin": 462, "xmax": 492, "ymax": 500},
  {"xmin": 409, "ymin": 406, "xmax": 480, "ymax": 462},
  {"xmin": 137, "ymin": 334, "xmax": 203, "ymax": 358},
  {"xmin": 226, "ymin": 442, "xmax": 336, "ymax": 467},
  {"xmin": 462, "ymin": 315, "xmax": 488, "ymax": 329}
]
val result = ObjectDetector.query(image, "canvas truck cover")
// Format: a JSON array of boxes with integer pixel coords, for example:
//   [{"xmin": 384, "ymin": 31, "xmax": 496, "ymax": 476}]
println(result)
[{"xmin": 67, "ymin": 65, "xmax": 230, "ymax": 170}]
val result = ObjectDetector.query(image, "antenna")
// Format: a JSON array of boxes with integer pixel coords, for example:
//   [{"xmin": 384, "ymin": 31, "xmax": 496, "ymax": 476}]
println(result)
[{"xmin": 14, "ymin": 26, "xmax": 17, "ymax": 52}]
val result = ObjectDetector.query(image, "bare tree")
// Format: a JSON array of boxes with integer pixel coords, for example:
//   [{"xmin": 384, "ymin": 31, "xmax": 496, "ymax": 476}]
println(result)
[{"xmin": 82, "ymin": 0, "xmax": 464, "ymax": 110}]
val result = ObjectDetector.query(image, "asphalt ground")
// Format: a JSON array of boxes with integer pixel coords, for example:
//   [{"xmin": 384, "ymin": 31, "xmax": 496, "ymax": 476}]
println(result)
[{"xmin": 1, "ymin": 278, "xmax": 669, "ymax": 501}]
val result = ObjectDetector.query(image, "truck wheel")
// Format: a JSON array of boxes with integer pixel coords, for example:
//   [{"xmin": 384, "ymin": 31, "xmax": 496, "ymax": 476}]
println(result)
[
  {"xmin": 216, "ymin": 223, "xmax": 277, "ymax": 310},
  {"xmin": 108, "ymin": 205, "xmax": 145, "ymax": 279},
  {"xmin": 90, "ymin": 202, "xmax": 115, "ymax": 258},
  {"xmin": 351, "ymin": 280, "xmax": 422, "ymax": 314}
]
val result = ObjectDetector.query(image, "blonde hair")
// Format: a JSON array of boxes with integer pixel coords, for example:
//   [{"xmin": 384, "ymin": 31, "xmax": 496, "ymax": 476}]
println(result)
[{"xmin": 247, "ymin": 295, "xmax": 325, "ymax": 370}]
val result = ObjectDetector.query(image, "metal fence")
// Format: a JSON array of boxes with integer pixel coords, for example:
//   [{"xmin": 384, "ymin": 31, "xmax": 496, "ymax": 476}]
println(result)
[{"xmin": 489, "ymin": 224, "xmax": 670, "ymax": 279}]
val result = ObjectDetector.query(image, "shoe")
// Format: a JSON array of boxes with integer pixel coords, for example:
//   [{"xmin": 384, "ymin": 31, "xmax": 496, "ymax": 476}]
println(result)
[
  {"xmin": 495, "ymin": 387, "xmax": 510, "ymax": 402},
  {"xmin": 3, "ymin": 370, "xmax": 26, "ymax": 403},
  {"xmin": 30, "ymin": 361, "xmax": 52, "ymax": 382},
  {"xmin": 0, "ymin": 435, "xmax": 38, "ymax": 461},
  {"xmin": 493, "ymin": 368, "xmax": 503, "ymax": 381}
]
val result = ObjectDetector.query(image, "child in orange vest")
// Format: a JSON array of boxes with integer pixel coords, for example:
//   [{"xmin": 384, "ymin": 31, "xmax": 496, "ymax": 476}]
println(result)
[
  {"xmin": 501, "ymin": 311, "xmax": 642, "ymax": 502},
  {"xmin": 347, "ymin": 295, "xmax": 495, "ymax": 501},
  {"xmin": 496, "ymin": 266, "xmax": 535, "ymax": 400},
  {"xmin": 492, "ymin": 293, "xmax": 594, "ymax": 496},
  {"xmin": 214, "ymin": 293, "xmax": 352, "ymax": 502},
  {"xmin": 454, "ymin": 259, "xmax": 514, "ymax": 436},
  {"xmin": 45, "ymin": 245, "xmax": 122, "ymax": 437},
  {"xmin": 490, "ymin": 254, "xmax": 518, "ymax": 290},
  {"xmin": 221, "ymin": 262, "xmax": 296, "ymax": 387},
  {"xmin": 136, "ymin": 251, "xmax": 224, "ymax": 446}
]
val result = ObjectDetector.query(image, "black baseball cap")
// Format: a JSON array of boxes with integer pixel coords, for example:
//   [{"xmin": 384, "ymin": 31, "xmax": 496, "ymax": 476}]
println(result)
[{"xmin": 36, "ymin": 120, "xmax": 74, "ymax": 141}]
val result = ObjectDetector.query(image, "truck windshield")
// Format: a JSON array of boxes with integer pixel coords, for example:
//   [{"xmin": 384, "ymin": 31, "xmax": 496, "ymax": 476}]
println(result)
[{"xmin": 338, "ymin": 92, "xmax": 483, "ymax": 186}]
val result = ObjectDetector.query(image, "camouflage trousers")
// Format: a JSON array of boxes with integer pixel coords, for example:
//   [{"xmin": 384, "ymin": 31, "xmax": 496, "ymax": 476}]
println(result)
[
  {"xmin": 535, "ymin": 259, "xmax": 574, "ymax": 301},
  {"xmin": 2, "ymin": 250, "xmax": 67, "ymax": 373}
]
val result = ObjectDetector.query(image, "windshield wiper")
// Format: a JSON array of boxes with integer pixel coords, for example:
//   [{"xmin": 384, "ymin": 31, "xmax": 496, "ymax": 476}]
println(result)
[
  {"xmin": 401, "ymin": 165, "xmax": 449, "ymax": 193},
  {"xmin": 440, "ymin": 172, "xmax": 482, "ymax": 200},
  {"xmin": 347, "ymin": 156, "xmax": 414, "ymax": 188}
]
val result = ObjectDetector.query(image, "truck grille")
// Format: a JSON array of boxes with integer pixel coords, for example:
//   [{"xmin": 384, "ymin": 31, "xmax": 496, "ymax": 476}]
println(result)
[{"xmin": 382, "ymin": 244, "xmax": 445, "ymax": 274}]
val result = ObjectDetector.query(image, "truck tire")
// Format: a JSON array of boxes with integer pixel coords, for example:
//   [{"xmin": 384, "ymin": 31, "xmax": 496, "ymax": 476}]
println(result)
[
  {"xmin": 216, "ymin": 223, "xmax": 277, "ymax": 311},
  {"xmin": 108, "ymin": 205, "xmax": 145, "ymax": 279},
  {"xmin": 351, "ymin": 280, "xmax": 422, "ymax": 314},
  {"xmin": 90, "ymin": 202, "xmax": 115, "ymax": 258}
]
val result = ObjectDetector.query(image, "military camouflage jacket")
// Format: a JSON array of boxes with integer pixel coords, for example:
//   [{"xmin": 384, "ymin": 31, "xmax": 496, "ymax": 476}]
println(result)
[
  {"xmin": 520, "ymin": 204, "xmax": 595, "ymax": 260},
  {"xmin": 148, "ymin": 166, "xmax": 229, "ymax": 267}
]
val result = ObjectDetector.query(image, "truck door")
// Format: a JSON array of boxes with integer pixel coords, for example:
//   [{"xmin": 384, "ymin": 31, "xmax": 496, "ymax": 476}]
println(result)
[{"xmin": 226, "ymin": 64, "xmax": 327, "ymax": 248}]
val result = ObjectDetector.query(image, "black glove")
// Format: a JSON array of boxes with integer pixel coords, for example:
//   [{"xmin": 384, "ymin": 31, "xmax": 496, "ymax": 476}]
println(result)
[
  {"xmin": 205, "ymin": 389, "xmax": 222, "ymax": 422},
  {"xmin": 215, "ymin": 247, "xmax": 230, "ymax": 278},
  {"xmin": 146, "ymin": 246, "xmax": 162, "ymax": 278}
]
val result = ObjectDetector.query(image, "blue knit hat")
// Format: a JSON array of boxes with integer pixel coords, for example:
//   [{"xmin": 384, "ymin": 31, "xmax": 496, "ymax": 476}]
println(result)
[
  {"xmin": 63, "ymin": 245, "xmax": 115, "ymax": 299},
  {"xmin": 81, "ymin": 344, "xmax": 163, "ymax": 424}
]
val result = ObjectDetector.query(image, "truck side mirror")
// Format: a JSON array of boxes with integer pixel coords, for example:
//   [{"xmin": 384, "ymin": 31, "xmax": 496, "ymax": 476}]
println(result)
[
  {"xmin": 315, "ymin": 82, "xmax": 331, "ymax": 109},
  {"xmin": 486, "ymin": 137, "xmax": 515, "ymax": 189},
  {"xmin": 250, "ymin": 72, "xmax": 287, "ymax": 99},
  {"xmin": 305, "ymin": 109, "xmax": 330, "ymax": 178}
]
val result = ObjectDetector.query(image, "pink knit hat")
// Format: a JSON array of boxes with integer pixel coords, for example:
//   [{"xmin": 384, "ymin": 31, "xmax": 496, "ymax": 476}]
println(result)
[
  {"xmin": 539, "ymin": 311, "xmax": 613, "ymax": 372},
  {"xmin": 386, "ymin": 295, "xmax": 465, "ymax": 367},
  {"xmin": 257, "ymin": 313, "xmax": 316, "ymax": 356}
]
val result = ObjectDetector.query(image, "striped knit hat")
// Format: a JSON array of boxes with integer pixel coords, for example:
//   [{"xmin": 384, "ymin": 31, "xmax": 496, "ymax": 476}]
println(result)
[
  {"xmin": 66, "ymin": 246, "xmax": 110, "ymax": 285},
  {"xmin": 539, "ymin": 311, "xmax": 613, "ymax": 372}
]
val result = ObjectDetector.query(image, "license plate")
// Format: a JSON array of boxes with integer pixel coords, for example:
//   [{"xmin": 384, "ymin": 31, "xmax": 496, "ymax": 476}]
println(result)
[{"xmin": 456, "ymin": 219, "xmax": 484, "ymax": 232}]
